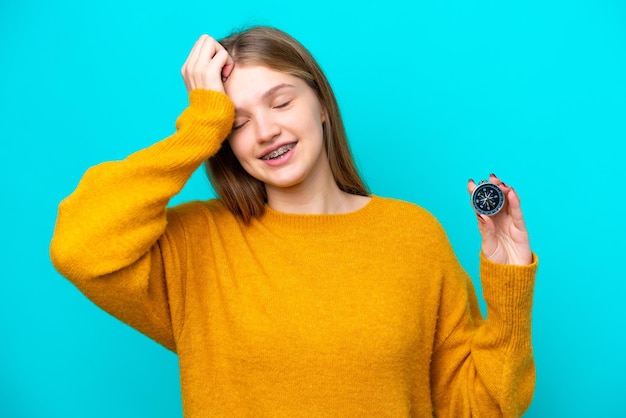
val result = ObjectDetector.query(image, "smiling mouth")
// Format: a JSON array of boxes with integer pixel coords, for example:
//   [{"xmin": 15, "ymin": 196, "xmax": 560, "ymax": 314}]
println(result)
[{"xmin": 261, "ymin": 143, "xmax": 296, "ymax": 160}]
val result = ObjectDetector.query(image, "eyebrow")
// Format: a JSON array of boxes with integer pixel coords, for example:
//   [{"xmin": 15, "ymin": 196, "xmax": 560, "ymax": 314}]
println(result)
[
  {"xmin": 235, "ymin": 83, "xmax": 297, "ymax": 114},
  {"xmin": 261, "ymin": 83, "xmax": 297, "ymax": 101}
]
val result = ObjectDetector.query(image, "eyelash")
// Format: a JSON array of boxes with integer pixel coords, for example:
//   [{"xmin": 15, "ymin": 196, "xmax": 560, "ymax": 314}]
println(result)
[
  {"xmin": 232, "ymin": 100, "xmax": 293, "ymax": 131},
  {"xmin": 232, "ymin": 124, "xmax": 244, "ymax": 131},
  {"xmin": 274, "ymin": 100, "xmax": 291, "ymax": 109}
]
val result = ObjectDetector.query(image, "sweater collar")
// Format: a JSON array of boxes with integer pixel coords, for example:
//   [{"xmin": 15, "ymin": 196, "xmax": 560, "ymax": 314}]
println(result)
[{"xmin": 254, "ymin": 195, "xmax": 382, "ymax": 236}]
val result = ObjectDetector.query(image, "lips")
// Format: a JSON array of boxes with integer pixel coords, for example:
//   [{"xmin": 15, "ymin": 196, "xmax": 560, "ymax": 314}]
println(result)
[{"xmin": 260, "ymin": 143, "xmax": 296, "ymax": 160}]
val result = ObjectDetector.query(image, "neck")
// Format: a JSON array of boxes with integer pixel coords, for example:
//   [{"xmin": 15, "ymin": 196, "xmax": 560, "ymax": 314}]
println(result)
[
  {"xmin": 266, "ymin": 178, "xmax": 352, "ymax": 215},
  {"xmin": 266, "ymin": 171, "xmax": 371, "ymax": 215}
]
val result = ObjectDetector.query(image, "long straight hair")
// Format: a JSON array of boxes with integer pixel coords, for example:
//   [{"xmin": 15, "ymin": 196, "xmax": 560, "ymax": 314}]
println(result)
[{"xmin": 207, "ymin": 26, "xmax": 368, "ymax": 223}]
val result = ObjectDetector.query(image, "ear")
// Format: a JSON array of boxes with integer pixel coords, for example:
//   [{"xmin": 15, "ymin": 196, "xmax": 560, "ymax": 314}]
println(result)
[{"xmin": 321, "ymin": 107, "xmax": 327, "ymax": 123}]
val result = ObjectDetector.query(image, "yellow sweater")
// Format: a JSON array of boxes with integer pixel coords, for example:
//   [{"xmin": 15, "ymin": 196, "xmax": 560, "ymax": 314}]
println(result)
[{"xmin": 50, "ymin": 90, "xmax": 537, "ymax": 417}]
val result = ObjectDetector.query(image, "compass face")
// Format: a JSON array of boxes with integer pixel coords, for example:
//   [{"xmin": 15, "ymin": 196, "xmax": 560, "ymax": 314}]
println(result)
[{"xmin": 471, "ymin": 183, "xmax": 504, "ymax": 216}]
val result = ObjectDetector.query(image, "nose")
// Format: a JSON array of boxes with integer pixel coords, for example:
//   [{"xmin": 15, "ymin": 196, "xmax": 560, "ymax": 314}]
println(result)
[{"xmin": 254, "ymin": 110, "xmax": 281, "ymax": 143}]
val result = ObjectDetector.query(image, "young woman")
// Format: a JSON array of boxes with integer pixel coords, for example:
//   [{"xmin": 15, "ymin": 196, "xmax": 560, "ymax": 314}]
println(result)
[{"xmin": 51, "ymin": 26, "xmax": 537, "ymax": 417}]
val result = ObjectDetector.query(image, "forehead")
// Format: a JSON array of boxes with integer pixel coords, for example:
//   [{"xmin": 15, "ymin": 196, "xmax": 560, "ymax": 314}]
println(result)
[{"xmin": 224, "ymin": 65, "xmax": 307, "ymax": 107}]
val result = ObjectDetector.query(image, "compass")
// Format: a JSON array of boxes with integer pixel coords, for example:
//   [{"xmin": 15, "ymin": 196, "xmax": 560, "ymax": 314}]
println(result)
[{"xmin": 471, "ymin": 181, "xmax": 505, "ymax": 216}]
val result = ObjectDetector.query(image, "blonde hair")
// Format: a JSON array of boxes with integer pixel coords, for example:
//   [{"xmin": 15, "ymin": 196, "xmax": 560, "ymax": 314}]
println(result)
[{"xmin": 206, "ymin": 26, "xmax": 368, "ymax": 222}]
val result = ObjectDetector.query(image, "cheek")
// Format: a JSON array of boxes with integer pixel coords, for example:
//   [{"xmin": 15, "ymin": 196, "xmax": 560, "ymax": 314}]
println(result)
[
  {"xmin": 306, "ymin": 112, "xmax": 326, "ymax": 143},
  {"xmin": 227, "ymin": 135, "xmax": 259, "ymax": 175},
  {"xmin": 285, "ymin": 108, "xmax": 325, "ymax": 138},
  {"xmin": 227, "ymin": 135, "xmax": 248, "ymax": 161}
]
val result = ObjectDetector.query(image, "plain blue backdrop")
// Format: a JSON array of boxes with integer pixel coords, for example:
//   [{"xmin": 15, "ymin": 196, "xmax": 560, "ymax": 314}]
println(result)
[{"xmin": 2, "ymin": 0, "xmax": 625, "ymax": 416}]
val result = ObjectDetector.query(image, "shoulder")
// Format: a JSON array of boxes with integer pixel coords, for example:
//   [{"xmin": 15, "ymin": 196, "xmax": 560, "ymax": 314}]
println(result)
[
  {"xmin": 373, "ymin": 195, "xmax": 445, "ymax": 233},
  {"xmin": 372, "ymin": 195, "xmax": 455, "ymax": 256}
]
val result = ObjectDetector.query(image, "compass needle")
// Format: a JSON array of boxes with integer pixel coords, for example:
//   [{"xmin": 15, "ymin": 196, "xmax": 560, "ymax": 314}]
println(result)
[{"xmin": 471, "ymin": 180, "xmax": 505, "ymax": 216}]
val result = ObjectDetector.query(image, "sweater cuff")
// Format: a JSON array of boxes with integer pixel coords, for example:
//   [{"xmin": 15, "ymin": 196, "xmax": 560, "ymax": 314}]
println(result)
[
  {"xmin": 189, "ymin": 89, "xmax": 235, "ymax": 117},
  {"xmin": 169, "ymin": 89, "xmax": 235, "ymax": 160},
  {"xmin": 479, "ymin": 253, "xmax": 538, "ymax": 347},
  {"xmin": 480, "ymin": 252, "xmax": 537, "ymax": 301},
  {"xmin": 175, "ymin": 89, "xmax": 235, "ymax": 133}
]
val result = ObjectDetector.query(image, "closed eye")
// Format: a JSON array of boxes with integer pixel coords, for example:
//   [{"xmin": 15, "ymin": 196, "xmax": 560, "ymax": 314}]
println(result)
[
  {"xmin": 232, "ymin": 121, "xmax": 247, "ymax": 131},
  {"xmin": 274, "ymin": 100, "xmax": 292, "ymax": 109}
]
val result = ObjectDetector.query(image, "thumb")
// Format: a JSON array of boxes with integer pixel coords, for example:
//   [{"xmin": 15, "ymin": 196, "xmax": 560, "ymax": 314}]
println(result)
[{"xmin": 210, "ymin": 49, "xmax": 234, "ymax": 84}]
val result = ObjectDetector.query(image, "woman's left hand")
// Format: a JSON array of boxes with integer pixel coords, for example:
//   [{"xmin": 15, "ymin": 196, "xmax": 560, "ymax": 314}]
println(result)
[{"xmin": 468, "ymin": 174, "xmax": 533, "ymax": 266}]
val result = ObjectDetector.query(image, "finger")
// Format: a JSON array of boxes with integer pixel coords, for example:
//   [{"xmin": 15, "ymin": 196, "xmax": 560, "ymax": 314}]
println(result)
[
  {"xmin": 505, "ymin": 187, "xmax": 527, "ymax": 230},
  {"xmin": 182, "ymin": 34, "xmax": 208, "ymax": 76},
  {"xmin": 475, "ymin": 212, "xmax": 499, "ymax": 257},
  {"xmin": 467, "ymin": 178, "xmax": 477, "ymax": 194},
  {"xmin": 488, "ymin": 174, "xmax": 516, "ymax": 213},
  {"xmin": 487, "ymin": 173, "xmax": 517, "ymax": 218},
  {"xmin": 221, "ymin": 55, "xmax": 235, "ymax": 81},
  {"xmin": 489, "ymin": 172, "xmax": 502, "ymax": 186},
  {"xmin": 195, "ymin": 35, "xmax": 221, "ymax": 70},
  {"xmin": 205, "ymin": 50, "xmax": 233, "ymax": 91},
  {"xmin": 182, "ymin": 35, "xmax": 231, "ymax": 92},
  {"xmin": 489, "ymin": 172, "xmax": 515, "ymax": 197},
  {"xmin": 213, "ymin": 42, "xmax": 234, "ymax": 81},
  {"xmin": 209, "ymin": 49, "xmax": 233, "ymax": 77},
  {"xmin": 190, "ymin": 35, "xmax": 218, "ymax": 70},
  {"xmin": 182, "ymin": 35, "xmax": 210, "ymax": 91},
  {"xmin": 188, "ymin": 36, "xmax": 217, "ymax": 90}
]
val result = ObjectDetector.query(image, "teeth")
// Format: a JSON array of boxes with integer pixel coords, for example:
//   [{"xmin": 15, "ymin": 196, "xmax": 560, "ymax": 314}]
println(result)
[{"xmin": 262, "ymin": 143, "xmax": 295, "ymax": 160}]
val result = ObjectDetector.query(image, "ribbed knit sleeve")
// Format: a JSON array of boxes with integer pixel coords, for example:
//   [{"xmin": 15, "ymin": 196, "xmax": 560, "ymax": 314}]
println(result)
[
  {"xmin": 430, "ymin": 229, "xmax": 538, "ymax": 417},
  {"xmin": 50, "ymin": 89, "xmax": 235, "ymax": 351}
]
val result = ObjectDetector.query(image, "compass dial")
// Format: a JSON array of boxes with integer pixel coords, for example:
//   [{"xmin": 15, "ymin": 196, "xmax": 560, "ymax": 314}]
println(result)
[{"xmin": 471, "ymin": 182, "xmax": 505, "ymax": 216}]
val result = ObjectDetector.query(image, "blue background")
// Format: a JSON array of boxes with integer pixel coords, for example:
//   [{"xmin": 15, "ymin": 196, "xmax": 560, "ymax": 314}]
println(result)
[{"xmin": 2, "ymin": 0, "xmax": 625, "ymax": 416}]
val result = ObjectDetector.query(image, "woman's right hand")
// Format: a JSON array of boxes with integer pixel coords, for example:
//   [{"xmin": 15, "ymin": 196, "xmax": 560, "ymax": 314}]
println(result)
[{"xmin": 181, "ymin": 34, "xmax": 234, "ymax": 94}]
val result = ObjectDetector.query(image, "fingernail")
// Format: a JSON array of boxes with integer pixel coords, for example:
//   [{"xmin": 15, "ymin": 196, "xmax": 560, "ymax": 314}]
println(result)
[
  {"xmin": 476, "ymin": 213, "xmax": 485, "ymax": 223},
  {"xmin": 501, "ymin": 182, "xmax": 508, "ymax": 187},
  {"xmin": 490, "ymin": 173, "xmax": 497, "ymax": 178}
]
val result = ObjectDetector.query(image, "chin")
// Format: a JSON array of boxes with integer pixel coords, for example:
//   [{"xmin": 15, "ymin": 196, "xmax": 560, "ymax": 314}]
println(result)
[
  {"xmin": 258, "ymin": 168, "xmax": 307, "ymax": 188},
  {"xmin": 264, "ymin": 174, "xmax": 308, "ymax": 190},
  {"xmin": 265, "ymin": 179, "xmax": 304, "ymax": 190}
]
